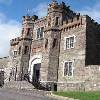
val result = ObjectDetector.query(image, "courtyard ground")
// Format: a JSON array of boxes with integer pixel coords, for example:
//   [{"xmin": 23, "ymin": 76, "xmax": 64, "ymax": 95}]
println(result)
[{"xmin": 0, "ymin": 88, "xmax": 56, "ymax": 100}]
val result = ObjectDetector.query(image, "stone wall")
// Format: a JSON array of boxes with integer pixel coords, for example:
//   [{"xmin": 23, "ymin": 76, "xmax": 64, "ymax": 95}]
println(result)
[
  {"xmin": 57, "ymin": 65, "xmax": 100, "ymax": 91},
  {"xmin": 57, "ymin": 15, "xmax": 100, "ymax": 91},
  {"xmin": 58, "ymin": 16, "xmax": 86, "ymax": 83},
  {"xmin": 9, "ymin": 0, "xmax": 100, "ymax": 91}
]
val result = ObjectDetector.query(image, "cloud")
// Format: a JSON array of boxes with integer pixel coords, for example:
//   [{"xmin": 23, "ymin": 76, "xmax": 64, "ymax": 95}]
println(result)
[
  {"xmin": 78, "ymin": 2, "xmax": 100, "ymax": 23},
  {"xmin": 28, "ymin": 2, "xmax": 48, "ymax": 18},
  {"xmin": 0, "ymin": 2, "xmax": 48, "ymax": 58},
  {"xmin": 0, "ymin": 0, "xmax": 12, "ymax": 5},
  {"xmin": 0, "ymin": 12, "xmax": 21, "ymax": 57}
]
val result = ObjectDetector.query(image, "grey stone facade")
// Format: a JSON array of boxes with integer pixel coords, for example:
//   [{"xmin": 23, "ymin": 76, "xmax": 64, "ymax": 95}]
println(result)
[{"xmin": 9, "ymin": 0, "xmax": 100, "ymax": 91}]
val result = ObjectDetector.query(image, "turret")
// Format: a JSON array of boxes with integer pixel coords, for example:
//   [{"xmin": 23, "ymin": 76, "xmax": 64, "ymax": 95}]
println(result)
[
  {"xmin": 21, "ymin": 15, "xmax": 38, "ymax": 38},
  {"xmin": 47, "ymin": 0, "xmax": 62, "ymax": 27}
]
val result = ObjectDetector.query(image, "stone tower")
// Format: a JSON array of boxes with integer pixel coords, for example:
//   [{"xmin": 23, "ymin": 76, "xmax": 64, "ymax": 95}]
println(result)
[
  {"xmin": 17, "ymin": 15, "xmax": 38, "ymax": 80},
  {"xmin": 40, "ymin": 0, "xmax": 76, "ymax": 85},
  {"xmin": 40, "ymin": 0, "xmax": 62, "ymax": 87},
  {"xmin": 10, "ymin": 15, "xmax": 38, "ymax": 81}
]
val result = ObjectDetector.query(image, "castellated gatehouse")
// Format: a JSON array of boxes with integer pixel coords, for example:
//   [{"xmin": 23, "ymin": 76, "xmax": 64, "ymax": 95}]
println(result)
[{"xmin": 9, "ymin": 0, "xmax": 100, "ymax": 91}]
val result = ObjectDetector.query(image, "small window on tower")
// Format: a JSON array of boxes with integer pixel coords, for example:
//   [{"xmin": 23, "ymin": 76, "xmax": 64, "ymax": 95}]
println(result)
[
  {"xmin": 14, "ymin": 51, "xmax": 17, "ymax": 56},
  {"xmin": 37, "ymin": 28, "xmax": 40, "ymax": 39},
  {"xmin": 27, "ymin": 28, "xmax": 30, "ymax": 36},
  {"xmin": 45, "ymin": 39, "xmax": 48, "ymax": 48},
  {"xmin": 52, "ymin": 38, "xmax": 58, "ymax": 48},
  {"xmin": 55, "ymin": 17, "xmax": 59, "ymax": 26},
  {"xmin": 24, "ymin": 46, "xmax": 29, "ymax": 55},
  {"xmin": 40, "ymin": 27, "xmax": 44, "ymax": 38},
  {"xmin": 19, "ymin": 47, "xmax": 21, "ymax": 55}
]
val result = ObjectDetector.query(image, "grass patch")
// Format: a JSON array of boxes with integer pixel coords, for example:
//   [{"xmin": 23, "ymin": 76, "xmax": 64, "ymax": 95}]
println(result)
[{"xmin": 53, "ymin": 91, "xmax": 100, "ymax": 100}]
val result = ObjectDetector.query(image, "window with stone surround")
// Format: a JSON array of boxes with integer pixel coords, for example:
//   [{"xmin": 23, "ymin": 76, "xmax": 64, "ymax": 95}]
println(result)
[
  {"xmin": 24, "ymin": 46, "xmax": 29, "ymax": 55},
  {"xmin": 64, "ymin": 61, "xmax": 73, "ymax": 76},
  {"xmin": 55, "ymin": 17, "xmax": 60, "ymax": 26},
  {"xmin": 36, "ymin": 27, "xmax": 44, "ymax": 39},
  {"xmin": 14, "ymin": 51, "xmax": 17, "ymax": 56},
  {"xmin": 64, "ymin": 35, "xmax": 75, "ymax": 49},
  {"xmin": 52, "ymin": 38, "xmax": 57, "ymax": 48}
]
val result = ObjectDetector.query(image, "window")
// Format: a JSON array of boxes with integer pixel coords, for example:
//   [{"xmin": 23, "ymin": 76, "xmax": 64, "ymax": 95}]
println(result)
[
  {"xmin": 52, "ymin": 38, "xmax": 58, "ymax": 48},
  {"xmin": 40, "ymin": 27, "xmax": 44, "ymax": 38},
  {"xmin": 24, "ymin": 46, "xmax": 29, "ymax": 54},
  {"xmin": 55, "ymin": 17, "xmax": 59, "ymax": 26},
  {"xmin": 19, "ymin": 47, "xmax": 21, "ymax": 55},
  {"xmin": 37, "ymin": 28, "xmax": 41, "ymax": 39},
  {"xmin": 64, "ymin": 61, "xmax": 73, "ymax": 76},
  {"xmin": 14, "ymin": 51, "xmax": 17, "ymax": 56},
  {"xmin": 65, "ymin": 36, "xmax": 75, "ymax": 49},
  {"xmin": 45, "ymin": 39, "xmax": 48, "ymax": 48},
  {"xmin": 27, "ymin": 28, "xmax": 30, "ymax": 36},
  {"xmin": 36, "ymin": 27, "xmax": 44, "ymax": 39}
]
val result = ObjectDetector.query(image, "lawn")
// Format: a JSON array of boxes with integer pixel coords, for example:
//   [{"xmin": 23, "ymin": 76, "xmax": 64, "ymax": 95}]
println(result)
[{"xmin": 53, "ymin": 91, "xmax": 100, "ymax": 100}]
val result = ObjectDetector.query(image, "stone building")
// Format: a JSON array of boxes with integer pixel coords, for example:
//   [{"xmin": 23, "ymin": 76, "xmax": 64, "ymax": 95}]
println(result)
[
  {"xmin": 0, "ymin": 57, "xmax": 10, "ymax": 85},
  {"xmin": 9, "ymin": 0, "xmax": 100, "ymax": 91}
]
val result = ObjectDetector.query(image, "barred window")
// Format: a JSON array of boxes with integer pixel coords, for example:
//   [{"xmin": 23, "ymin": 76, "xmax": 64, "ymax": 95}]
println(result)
[
  {"xmin": 65, "ymin": 36, "xmax": 75, "ymax": 49},
  {"xmin": 64, "ymin": 61, "xmax": 73, "ymax": 76},
  {"xmin": 36, "ymin": 27, "xmax": 44, "ymax": 39}
]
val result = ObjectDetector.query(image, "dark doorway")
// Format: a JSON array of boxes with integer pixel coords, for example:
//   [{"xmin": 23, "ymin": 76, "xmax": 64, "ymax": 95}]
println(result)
[{"xmin": 32, "ymin": 63, "xmax": 41, "ymax": 83}]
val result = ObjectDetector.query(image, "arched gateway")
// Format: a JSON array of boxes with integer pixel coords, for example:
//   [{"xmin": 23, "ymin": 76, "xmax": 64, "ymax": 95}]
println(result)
[{"xmin": 28, "ymin": 55, "xmax": 42, "ymax": 83}]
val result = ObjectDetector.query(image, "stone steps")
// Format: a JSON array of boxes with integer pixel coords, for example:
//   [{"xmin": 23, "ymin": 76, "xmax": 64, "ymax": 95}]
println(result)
[{"xmin": 3, "ymin": 81, "xmax": 35, "ymax": 90}]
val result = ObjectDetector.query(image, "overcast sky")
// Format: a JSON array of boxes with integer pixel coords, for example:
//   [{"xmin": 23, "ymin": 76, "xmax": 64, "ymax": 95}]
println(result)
[{"xmin": 0, "ymin": 0, "xmax": 100, "ymax": 57}]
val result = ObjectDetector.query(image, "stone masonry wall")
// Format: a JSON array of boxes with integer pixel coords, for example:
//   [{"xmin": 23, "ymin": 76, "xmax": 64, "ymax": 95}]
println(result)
[{"xmin": 58, "ymin": 16, "xmax": 86, "ymax": 83}]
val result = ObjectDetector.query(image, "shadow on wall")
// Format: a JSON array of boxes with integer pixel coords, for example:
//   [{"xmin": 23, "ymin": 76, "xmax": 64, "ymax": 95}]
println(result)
[
  {"xmin": 85, "ymin": 27, "xmax": 100, "ymax": 65},
  {"xmin": 0, "ymin": 70, "xmax": 4, "ymax": 87}
]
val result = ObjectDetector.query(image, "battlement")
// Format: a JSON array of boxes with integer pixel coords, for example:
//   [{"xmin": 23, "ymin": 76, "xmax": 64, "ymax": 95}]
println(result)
[
  {"xmin": 10, "ymin": 37, "xmax": 20, "ymax": 46},
  {"xmin": 22, "ymin": 15, "xmax": 38, "ymax": 22},
  {"xmin": 34, "ymin": 16, "xmax": 47, "ymax": 24},
  {"xmin": 48, "ymin": 1, "xmax": 62, "ymax": 13},
  {"xmin": 62, "ymin": 14, "xmax": 82, "ymax": 31}
]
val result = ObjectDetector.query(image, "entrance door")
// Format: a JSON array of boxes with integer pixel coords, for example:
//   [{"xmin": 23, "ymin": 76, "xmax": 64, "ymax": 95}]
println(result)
[{"xmin": 32, "ymin": 63, "xmax": 41, "ymax": 83}]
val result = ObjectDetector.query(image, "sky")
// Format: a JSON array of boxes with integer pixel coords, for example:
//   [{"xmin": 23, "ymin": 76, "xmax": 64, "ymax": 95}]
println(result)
[{"xmin": 0, "ymin": 0, "xmax": 100, "ymax": 57}]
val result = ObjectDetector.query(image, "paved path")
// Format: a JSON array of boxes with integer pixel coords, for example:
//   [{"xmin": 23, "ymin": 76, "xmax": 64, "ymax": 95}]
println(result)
[{"xmin": 0, "ymin": 88, "xmax": 56, "ymax": 100}]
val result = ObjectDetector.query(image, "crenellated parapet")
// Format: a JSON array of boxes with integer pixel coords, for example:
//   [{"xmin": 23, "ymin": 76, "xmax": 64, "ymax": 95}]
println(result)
[
  {"xmin": 22, "ymin": 15, "xmax": 38, "ymax": 23},
  {"xmin": 10, "ymin": 37, "xmax": 21, "ymax": 46},
  {"xmin": 61, "ymin": 14, "xmax": 85, "ymax": 32},
  {"xmin": 22, "ymin": 15, "xmax": 38, "ymax": 28},
  {"xmin": 48, "ymin": 0, "xmax": 61, "ymax": 13}
]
